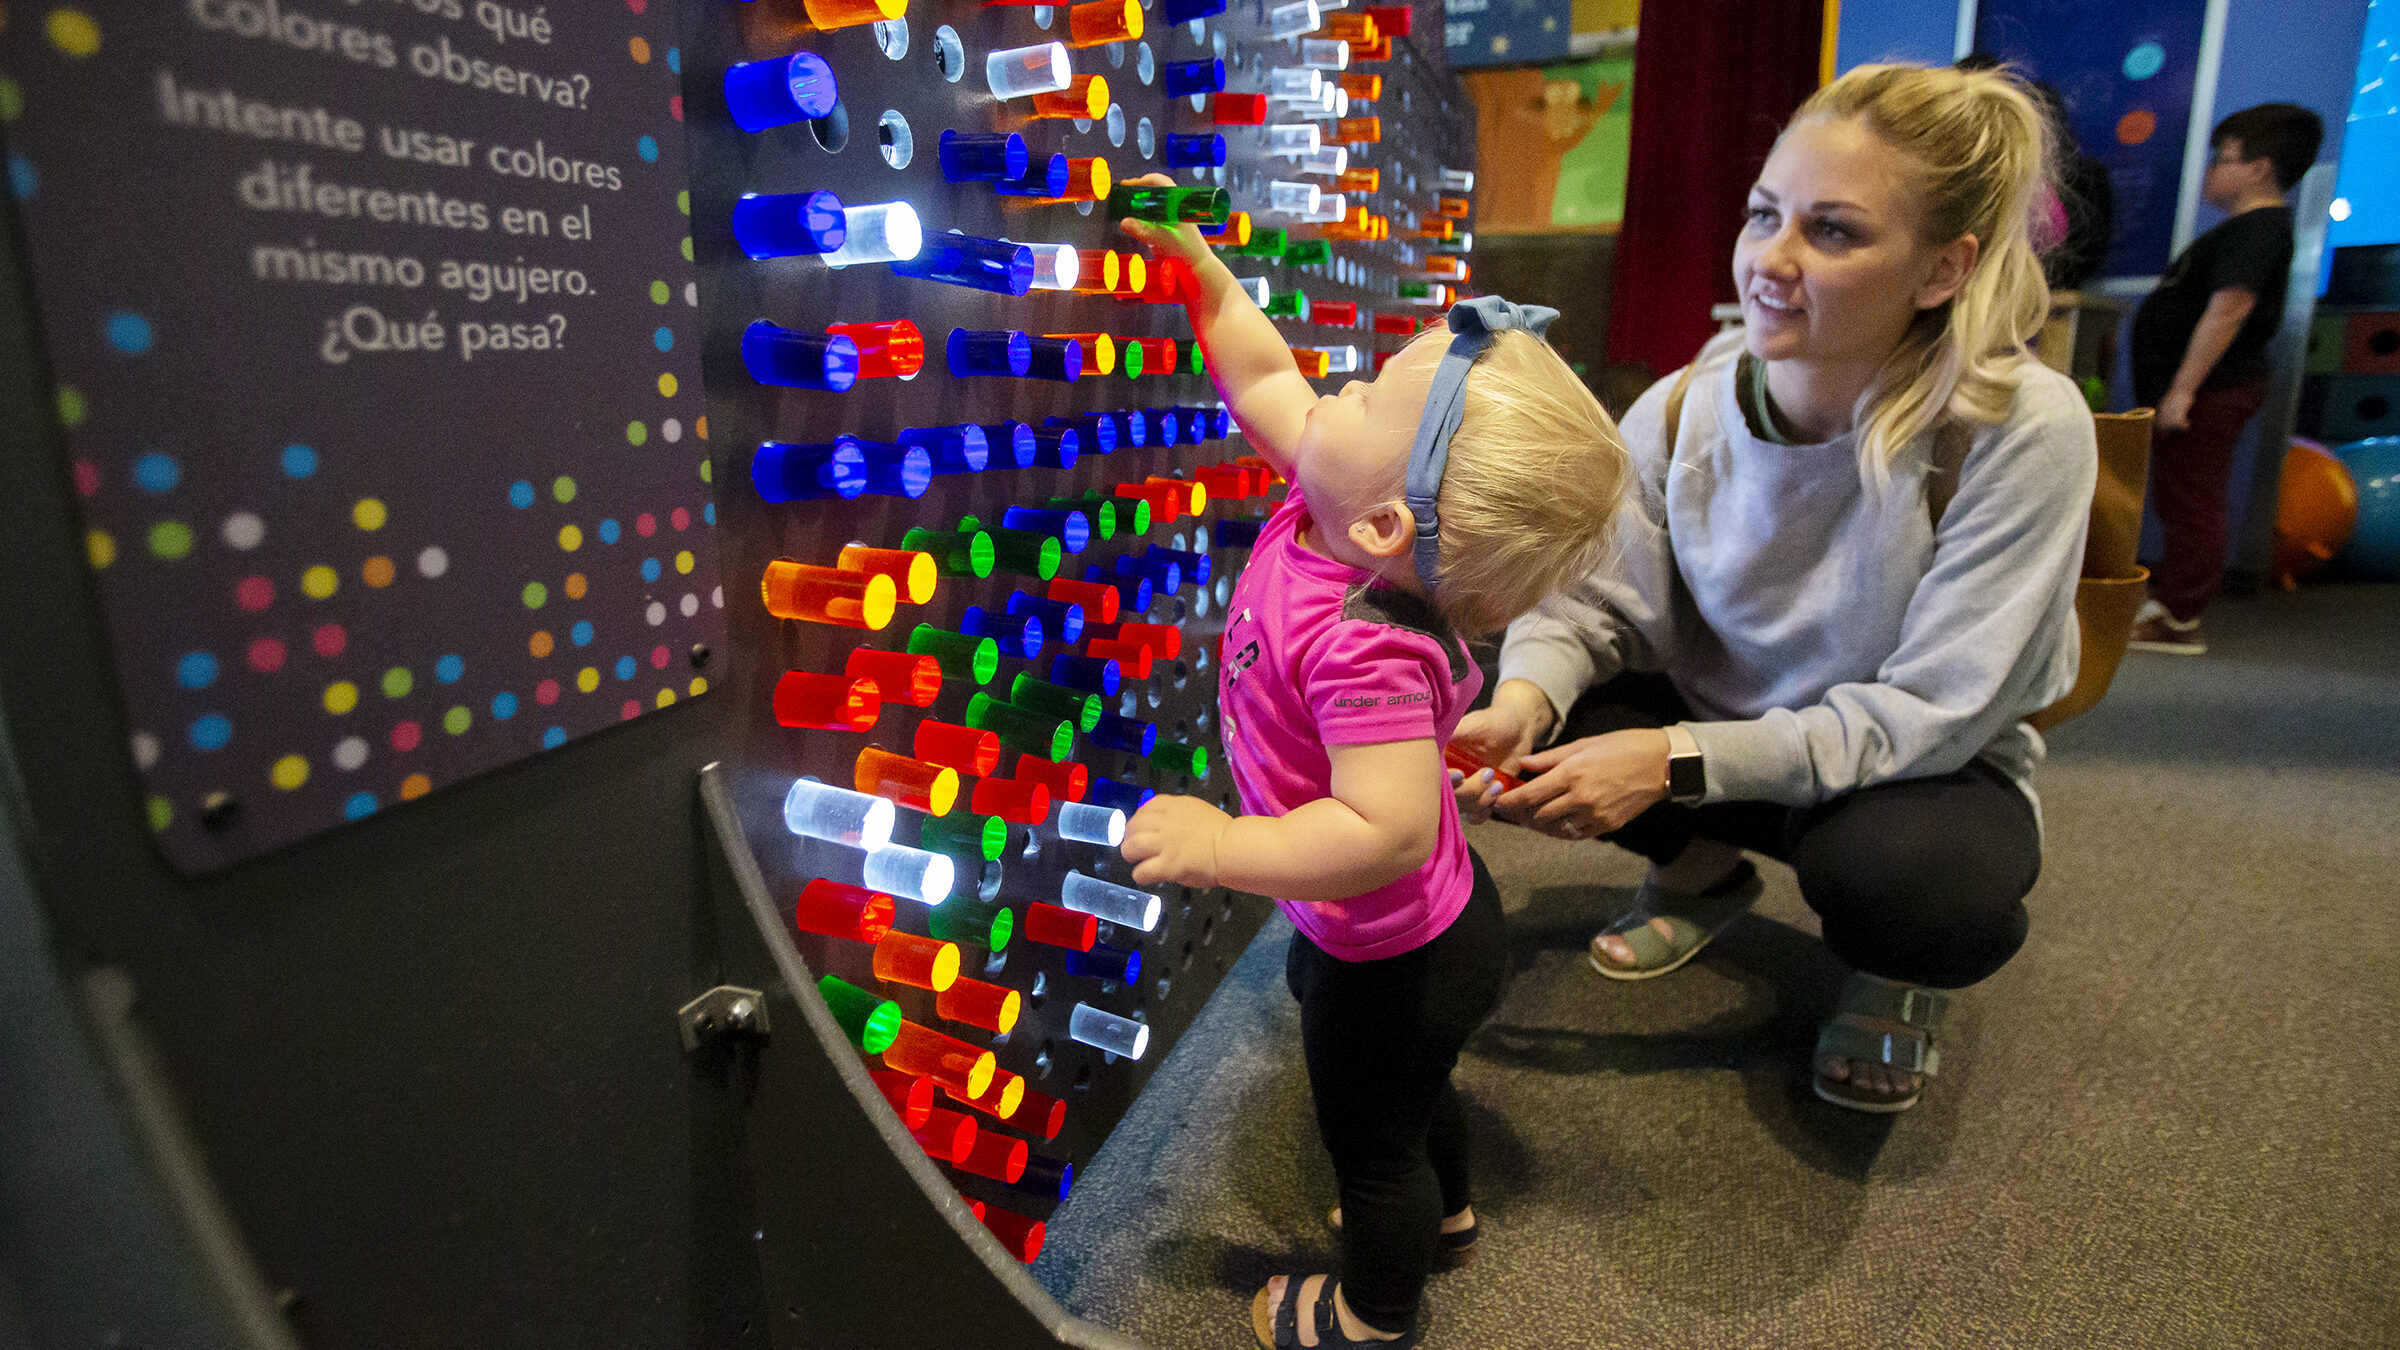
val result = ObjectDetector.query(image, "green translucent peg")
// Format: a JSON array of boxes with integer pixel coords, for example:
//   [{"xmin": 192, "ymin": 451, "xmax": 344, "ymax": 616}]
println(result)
[
  {"xmin": 1397, "ymin": 281, "xmax": 1434, "ymax": 299},
  {"xmin": 908, "ymin": 625, "xmax": 1002, "ymax": 685},
  {"xmin": 819, "ymin": 976, "xmax": 901, "ymax": 1055},
  {"xmin": 901, "ymin": 526, "xmax": 996, "ymax": 578},
  {"xmin": 987, "ymin": 528, "xmax": 1063, "ymax": 581},
  {"xmin": 1285, "ymin": 239, "xmax": 1333, "ymax": 266},
  {"xmin": 1187, "ymin": 343, "xmax": 1206, "ymax": 374},
  {"xmin": 1149, "ymin": 741, "xmax": 1210, "ymax": 780},
  {"xmin": 1227, "ymin": 227, "xmax": 1289, "ymax": 258},
  {"xmin": 1107, "ymin": 183, "xmax": 1231, "ymax": 226},
  {"xmin": 922, "ymin": 810, "xmax": 1007, "ymax": 861},
  {"xmin": 967, "ymin": 692, "xmax": 1075, "ymax": 760},
  {"xmin": 1264, "ymin": 291, "xmax": 1311, "ymax": 321},
  {"xmin": 1125, "ymin": 496, "xmax": 1152, "ymax": 534},
  {"xmin": 929, "ymin": 898, "xmax": 1011, "ymax": 950},
  {"xmin": 1049, "ymin": 496, "xmax": 1119, "ymax": 540},
  {"xmin": 987, "ymin": 905, "xmax": 1013, "ymax": 953},
  {"xmin": 1121, "ymin": 339, "xmax": 1144, "ymax": 379},
  {"xmin": 1011, "ymin": 674, "xmax": 1103, "ymax": 732}
]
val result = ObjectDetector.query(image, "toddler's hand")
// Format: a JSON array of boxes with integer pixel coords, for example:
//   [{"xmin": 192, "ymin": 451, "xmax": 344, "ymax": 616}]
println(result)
[
  {"xmin": 1121, "ymin": 793, "xmax": 1232, "ymax": 889},
  {"xmin": 1114, "ymin": 172, "xmax": 1210, "ymax": 266},
  {"xmin": 1450, "ymin": 767, "xmax": 1506, "ymax": 823}
]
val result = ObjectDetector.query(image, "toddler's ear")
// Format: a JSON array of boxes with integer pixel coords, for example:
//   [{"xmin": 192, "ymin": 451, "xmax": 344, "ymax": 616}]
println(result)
[{"xmin": 1347, "ymin": 502, "xmax": 1417, "ymax": 560}]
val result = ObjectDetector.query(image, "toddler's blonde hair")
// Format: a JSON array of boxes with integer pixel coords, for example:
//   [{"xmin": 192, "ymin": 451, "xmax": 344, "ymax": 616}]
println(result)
[{"xmin": 1415, "ymin": 327, "xmax": 1633, "ymax": 635}]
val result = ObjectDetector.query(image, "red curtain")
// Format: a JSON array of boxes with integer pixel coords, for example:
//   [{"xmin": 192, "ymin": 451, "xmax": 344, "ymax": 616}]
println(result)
[{"xmin": 1605, "ymin": 0, "xmax": 1826, "ymax": 376}]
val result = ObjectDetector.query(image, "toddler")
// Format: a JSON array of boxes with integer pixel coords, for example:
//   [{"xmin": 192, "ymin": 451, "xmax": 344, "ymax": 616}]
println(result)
[{"xmin": 1113, "ymin": 176, "xmax": 1632, "ymax": 1348}]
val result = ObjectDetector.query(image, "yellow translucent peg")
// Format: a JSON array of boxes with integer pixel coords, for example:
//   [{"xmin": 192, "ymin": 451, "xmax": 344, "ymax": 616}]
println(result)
[
  {"xmin": 761, "ymin": 560, "xmax": 897, "ymax": 630},
  {"xmin": 802, "ymin": 0, "xmax": 905, "ymax": 29},
  {"xmin": 1030, "ymin": 74, "xmax": 1109, "ymax": 120},
  {"xmin": 1047, "ymin": 333, "xmax": 1118, "ymax": 376},
  {"xmin": 1067, "ymin": 0, "xmax": 1140, "ymax": 47},
  {"xmin": 1071, "ymin": 249, "xmax": 1123, "ymax": 294},
  {"xmin": 837, "ymin": 545, "xmax": 938, "ymax": 604}
]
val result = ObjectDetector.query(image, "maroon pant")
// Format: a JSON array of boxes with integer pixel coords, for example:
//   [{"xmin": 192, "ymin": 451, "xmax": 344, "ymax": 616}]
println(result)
[{"xmin": 2145, "ymin": 379, "xmax": 2268, "ymax": 622}]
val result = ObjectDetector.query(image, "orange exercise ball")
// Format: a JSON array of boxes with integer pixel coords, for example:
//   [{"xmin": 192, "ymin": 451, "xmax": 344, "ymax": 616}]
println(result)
[{"xmin": 2269, "ymin": 437, "xmax": 2359, "ymax": 590}]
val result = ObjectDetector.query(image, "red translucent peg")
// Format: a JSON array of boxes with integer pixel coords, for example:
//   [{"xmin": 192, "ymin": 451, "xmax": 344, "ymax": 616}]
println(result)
[
  {"xmin": 884, "ymin": 1020, "xmax": 997, "ymax": 1099},
  {"xmin": 912, "ymin": 1106, "xmax": 979, "ymax": 1164},
  {"xmin": 1084, "ymin": 638, "xmax": 1154, "ymax": 679},
  {"xmin": 1364, "ymin": 3, "xmax": 1412, "ymax": 34},
  {"xmin": 793, "ymin": 878, "xmax": 895, "ymax": 943},
  {"xmin": 1112, "ymin": 621, "xmax": 1184, "ymax": 659},
  {"xmin": 936, "ymin": 976, "xmax": 1023, "ymax": 1034},
  {"xmin": 1012, "ymin": 1086, "xmax": 1068, "ymax": 1139},
  {"xmin": 763, "ymin": 560, "xmax": 898, "ymax": 630},
  {"xmin": 1131, "ymin": 336, "xmax": 1179, "ymax": 372},
  {"xmin": 1145, "ymin": 476, "xmax": 1207, "ymax": 514},
  {"xmin": 1196, "ymin": 465, "xmax": 1249, "ymax": 500},
  {"xmin": 870, "ymin": 1069, "xmax": 937, "ymax": 1128},
  {"xmin": 873, "ymin": 931, "xmax": 962, "ymax": 991},
  {"xmin": 855, "ymin": 748, "xmax": 960, "ymax": 815},
  {"xmin": 845, "ymin": 648, "xmax": 942, "ymax": 706},
  {"xmin": 1114, "ymin": 480, "xmax": 1181, "ymax": 524},
  {"xmin": 1023, "ymin": 901, "xmax": 1098, "ymax": 952},
  {"xmin": 1014, "ymin": 753, "xmax": 1087, "ymax": 804},
  {"xmin": 1373, "ymin": 350, "xmax": 1393, "ymax": 373},
  {"xmin": 955, "ymin": 1129, "xmax": 1030, "ymax": 1184},
  {"xmin": 827, "ymin": 320, "xmax": 926, "ymax": 379},
  {"xmin": 837, "ymin": 546, "xmax": 939, "ymax": 605},
  {"xmin": 915, "ymin": 720, "xmax": 1001, "ymax": 776},
  {"xmin": 982, "ymin": 1206, "xmax": 1046, "ymax": 1262},
  {"xmin": 970, "ymin": 777, "xmax": 1052, "ymax": 826},
  {"xmin": 949, "ymin": 1066, "xmax": 1028, "ymax": 1122},
  {"xmin": 1213, "ymin": 92, "xmax": 1269, "ymax": 125},
  {"xmin": 969, "ymin": 1199, "xmax": 987, "ymax": 1222},
  {"xmin": 1046, "ymin": 577, "xmax": 1122, "ymax": 626},
  {"xmin": 773, "ymin": 671, "xmax": 881, "ymax": 731},
  {"xmin": 1312, "ymin": 300, "xmax": 1359, "ymax": 326},
  {"xmin": 1373, "ymin": 311, "xmax": 1417, "ymax": 336},
  {"xmin": 1128, "ymin": 257, "xmax": 1191, "ymax": 305}
]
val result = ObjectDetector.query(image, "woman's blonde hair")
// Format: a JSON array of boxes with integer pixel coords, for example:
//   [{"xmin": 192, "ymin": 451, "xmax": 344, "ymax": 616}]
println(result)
[
  {"xmin": 1791, "ymin": 62, "xmax": 2055, "ymax": 489},
  {"xmin": 1427, "ymin": 329, "xmax": 1634, "ymax": 635}
]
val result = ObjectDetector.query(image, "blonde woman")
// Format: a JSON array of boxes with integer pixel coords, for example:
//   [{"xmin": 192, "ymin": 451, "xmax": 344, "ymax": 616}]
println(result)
[{"xmin": 1452, "ymin": 63, "xmax": 2095, "ymax": 1113}]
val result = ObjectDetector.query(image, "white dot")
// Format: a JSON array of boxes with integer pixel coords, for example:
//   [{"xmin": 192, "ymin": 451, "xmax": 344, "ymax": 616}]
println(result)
[
  {"xmin": 131, "ymin": 732, "xmax": 160, "ymax": 770},
  {"xmin": 680, "ymin": 592, "xmax": 699, "ymax": 617},
  {"xmin": 711, "ymin": 586, "xmax": 724, "ymax": 608},
  {"xmin": 418, "ymin": 546, "xmax": 449, "ymax": 579},
  {"xmin": 684, "ymin": 282, "xmax": 698, "ymax": 306},
  {"xmin": 2330, "ymin": 197, "xmax": 2353, "ymax": 222},
  {"xmin": 646, "ymin": 601, "xmax": 667, "ymax": 626},
  {"xmin": 333, "ymin": 736, "xmax": 369, "ymax": 771},
  {"xmin": 221, "ymin": 512, "xmax": 265, "ymax": 550},
  {"xmin": 662, "ymin": 418, "xmax": 683, "ymax": 443}
]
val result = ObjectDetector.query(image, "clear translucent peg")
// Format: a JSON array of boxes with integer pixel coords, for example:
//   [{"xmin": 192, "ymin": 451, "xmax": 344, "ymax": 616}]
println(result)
[
  {"xmin": 1267, "ymin": 67, "xmax": 1322, "ymax": 100},
  {"xmin": 1440, "ymin": 168, "xmax": 1475, "ymax": 191},
  {"xmin": 1057, "ymin": 803, "xmax": 1127, "ymax": 846},
  {"xmin": 1305, "ymin": 193, "xmax": 1349, "ymax": 222},
  {"xmin": 1059, "ymin": 869, "xmax": 1162, "ymax": 930},
  {"xmin": 784, "ymin": 778, "xmax": 897, "ymax": 851},
  {"xmin": 864, "ymin": 844, "xmax": 957, "ymax": 905},
  {"xmin": 1267, "ymin": 179, "xmax": 1321, "ymax": 215},
  {"xmin": 823, "ymin": 201, "xmax": 925, "ymax": 267},
  {"xmin": 1265, "ymin": 123, "xmax": 1321, "ymax": 155},
  {"xmin": 1317, "ymin": 344, "xmax": 1361, "ymax": 372},
  {"xmin": 1236, "ymin": 276, "xmax": 1270, "ymax": 306},
  {"xmin": 987, "ymin": 42, "xmax": 1074, "ymax": 99},
  {"xmin": 1328, "ymin": 87, "xmax": 1349, "ymax": 117},
  {"xmin": 1268, "ymin": 0, "xmax": 1321, "ymax": 39},
  {"xmin": 1299, "ymin": 37, "xmax": 1349, "ymax": 68},
  {"xmin": 1298, "ymin": 146, "xmax": 1348, "ymax": 176},
  {"xmin": 1027, "ymin": 243, "xmax": 1081, "ymax": 291},
  {"xmin": 1068, "ymin": 1003, "xmax": 1150, "ymax": 1059}
]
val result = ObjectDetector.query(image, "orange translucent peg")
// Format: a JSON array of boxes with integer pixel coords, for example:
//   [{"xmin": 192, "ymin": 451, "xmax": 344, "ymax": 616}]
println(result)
[
  {"xmin": 1046, "ymin": 577, "xmax": 1122, "ymax": 625},
  {"xmin": 1426, "ymin": 255, "xmax": 1467, "ymax": 280},
  {"xmin": 801, "ymin": 0, "xmax": 905, "ymax": 30},
  {"xmin": 1057, "ymin": 156, "xmax": 1112, "ymax": 202},
  {"xmin": 1439, "ymin": 196, "xmax": 1471, "ymax": 218},
  {"xmin": 1113, "ymin": 621, "xmax": 1184, "ymax": 659},
  {"xmin": 884, "ymin": 1020, "xmax": 997, "ymax": 1099},
  {"xmin": 1012, "ymin": 753, "xmax": 1088, "ymax": 804},
  {"xmin": 844, "ymin": 647, "xmax": 942, "ymax": 706},
  {"xmin": 1335, "ymin": 116, "xmax": 1381, "ymax": 144},
  {"xmin": 911, "ymin": 1106, "xmax": 978, "ymax": 1163},
  {"xmin": 970, "ymin": 777, "xmax": 1051, "ymax": 826},
  {"xmin": 1067, "ymin": 0, "xmax": 1141, "ymax": 46},
  {"xmin": 1084, "ymin": 638, "xmax": 1153, "ymax": 679},
  {"xmin": 835, "ymin": 547, "xmax": 936, "ymax": 606},
  {"xmin": 1217, "ymin": 211, "xmax": 1254, "ymax": 246},
  {"xmin": 936, "ymin": 976, "xmax": 1022, "ymax": 1034},
  {"xmin": 1338, "ymin": 72, "xmax": 1382, "ymax": 100},
  {"xmin": 855, "ymin": 748, "xmax": 960, "ymax": 815},
  {"xmin": 762, "ymin": 561, "xmax": 897, "ymax": 630},
  {"xmin": 1337, "ymin": 167, "xmax": 1381, "ymax": 193},
  {"xmin": 772, "ymin": 670, "xmax": 881, "ymax": 731},
  {"xmin": 826, "ymin": 320, "xmax": 925, "ymax": 379},
  {"xmin": 870, "ymin": 1069, "xmax": 936, "ymax": 1128},
  {"xmin": 948, "ymin": 1067, "xmax": 1028, "ymax": 1122},
  {"xmin": 954, "ymin": 1128, "xmax": 1029, "ymax": 1183},
  {"xmin": 1317, "ymin": 12, "xmax": 1377, "ymax": 41},
  {"xmin": 793, "ymin": 878, "xmax": 895, "ymax": 943},
  {"xmin": 1113, "ymin": 253, "xmax": 1149, "ymax": 298},
  {"xmin": 1295, "ymin": 348, "xmax": 1331, "ymax": 378},
  {"xmin": 1145, "ymin": 476, "xmax": 1208, "ymax": 515},
  {"xmin": 1354, "ymin": 36, "xmax": 1392, "ymax": 60},
  {"xmin": 1048, "ymin": 332, "xmax": 1118, "ymax": 376},
  {"xmin": 1073, "ymin": 249, "xmax": 1124, "ymax": 294},
  {"xmin": 1413, "ymin": 219, "xmax": 1455, "ymax": 241},
  {"xmin": 1030, "ymin": 73, "xmax": 1110, "ymax": 120},
  {"xmin": 873, "ymin": 931, "xmax": 962, "ymax": 991},
  {"xmin": 914, "ymin": 719, "xmax": 1001, "ymax": 776}
]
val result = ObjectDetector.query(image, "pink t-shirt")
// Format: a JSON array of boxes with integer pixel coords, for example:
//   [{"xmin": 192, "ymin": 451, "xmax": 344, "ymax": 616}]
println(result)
[{"xmin": 1217, "ymin": 489, "xmax": 1484, "ymax": 961}]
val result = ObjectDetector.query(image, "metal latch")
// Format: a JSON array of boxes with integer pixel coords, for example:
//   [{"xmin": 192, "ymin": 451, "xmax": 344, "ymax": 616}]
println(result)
[{"xmin": 677, "ymin": 985, "xmax": 768, "ymax": 1052}]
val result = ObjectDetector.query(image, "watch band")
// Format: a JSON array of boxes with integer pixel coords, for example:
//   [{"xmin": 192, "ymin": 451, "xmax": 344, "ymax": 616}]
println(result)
[{"xmin": 1663, "ymin": 723, "xmax": 1706, "ymax": 805}]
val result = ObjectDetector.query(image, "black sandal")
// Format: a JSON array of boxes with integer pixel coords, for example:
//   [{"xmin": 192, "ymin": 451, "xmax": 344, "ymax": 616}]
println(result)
[{"xmin": 1251, "ymin": 1274, "xmax": 1421, "ymax": 1349}]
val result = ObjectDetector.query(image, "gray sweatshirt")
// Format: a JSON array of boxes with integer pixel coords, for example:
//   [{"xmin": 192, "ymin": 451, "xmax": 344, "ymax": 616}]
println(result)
[{"xmin": 1498, "ymin": 354, "xmax": 2096, "ymax": 816}]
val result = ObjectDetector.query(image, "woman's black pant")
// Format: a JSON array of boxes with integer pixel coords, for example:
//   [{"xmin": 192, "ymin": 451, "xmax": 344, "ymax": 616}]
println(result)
[
  {"xmin": 1284, "ymin": 848, "xmax": 1508, "ymax": 1334},
  {"xmin": 1565, "ymin": 673, "xmax": 2041, "ymax": 989}
]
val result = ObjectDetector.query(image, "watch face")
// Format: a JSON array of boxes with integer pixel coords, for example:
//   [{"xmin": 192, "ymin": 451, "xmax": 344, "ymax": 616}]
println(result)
[{"xmin": 1668, "ymin": 754, "xmax": 1706, "ymax": 802}]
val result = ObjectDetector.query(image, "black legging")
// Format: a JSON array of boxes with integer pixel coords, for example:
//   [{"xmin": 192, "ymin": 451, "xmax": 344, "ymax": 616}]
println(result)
[
  {"xmin": 1284, "ymin": 848, "xmax": 1508, "ymax": 1335},
  {"xmin": 1564, "ymin": 673, "xmax": 2041, "ymax": 989}
]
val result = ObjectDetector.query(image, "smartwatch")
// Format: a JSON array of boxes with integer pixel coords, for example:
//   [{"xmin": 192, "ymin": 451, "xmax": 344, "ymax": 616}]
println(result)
[{"xmin": 1663, "ymin": 724, "xmax": 1706, "ymax": 806}]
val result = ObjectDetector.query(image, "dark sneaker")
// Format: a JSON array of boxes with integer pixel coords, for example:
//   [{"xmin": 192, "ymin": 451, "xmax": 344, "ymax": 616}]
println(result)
[{"xmin": 2128, "ymin": 612, "xmax": 2206, "ymax": 655}]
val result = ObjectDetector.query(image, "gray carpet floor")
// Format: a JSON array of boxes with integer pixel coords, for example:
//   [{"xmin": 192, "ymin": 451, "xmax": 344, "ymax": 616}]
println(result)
[{"xmin": 1033, "ymin": 583, "xmax": 2400, "ymax": 1349}]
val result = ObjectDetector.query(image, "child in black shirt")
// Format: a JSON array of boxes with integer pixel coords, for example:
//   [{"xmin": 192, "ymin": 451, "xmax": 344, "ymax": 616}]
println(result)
[{"xmin": 2127, "ymin": 103, "xmax": 2322, "ymax": 654}]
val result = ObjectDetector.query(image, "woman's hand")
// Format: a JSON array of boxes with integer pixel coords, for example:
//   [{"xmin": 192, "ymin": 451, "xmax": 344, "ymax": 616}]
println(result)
[
  {"xmin": 1121, "ymin": 793, "xmax": 1233, "ymax": 889},
  {"xmin": 1114, "ymin": 173, "xmax": 1210, "ymax": 264},
  {"xmin": 1496, "ymin": 728, "xmax": 1672, "ymax": 839},
  {"xmin": 2157, "ymin": 386, "xmax": 2194, "ymax": 434},
  {"xmin": 1450, "ymin": 680, "xmax": 1553, "ymax": 822}
]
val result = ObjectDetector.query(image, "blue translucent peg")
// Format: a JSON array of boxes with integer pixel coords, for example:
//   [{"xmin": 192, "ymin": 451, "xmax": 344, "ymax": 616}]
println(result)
[
  {"xmin": 1002, "ymin": 507, "xmax": 1092, "ymax": 553},
  {"xmin": 724, "ymin": 51, "xmax": 839, "ymax": 132},
  {"xmin": 1160, "ymin": 0, "xmax": 1229, "ymax": 23},
  {"xmin": 732, "ymin": 190, "xmax": 847, "ymax": 258},
  {"xmin": 1117, "ymin": 409, "xmax": 1149, "ymax": 448},
  {"xmin": 1031, "ymin": 426, "xmax": 1080, "ymax": 471},
  {"xmin": 978, "ymin": 421, "xmax": 1039, "ymax": 470},
  {"xmin": 900, "ymin": 423, "xmax": 990, "ymax": 475},
  {"xmin": 1153, "ymin": 410, "xmax": 1183, "ymax": 447},
  {"xmin": 1163, "ymin": 133, "xmax": 1227, "ymax": 169},
  {"xmin": 1176, "ymin": 406, "xmax": 1224, "ymax": 441},
  {"xmin": 1089, "ymin": 712, "xmax": 1158, "ymax": 756},
  {"xmin": 1085, "ymin": 776, "xmax": 1156, "ymax": 814},
  {"xmin": 741, "ymin": 321, "xmax": 858, "ymax": 390},
  {"xmin": 1161, "ymin": 57, "xmax": 1227, "ymax": 98},
  {"xmin": 1006, "ymin": 592, "xmax": 1087, "ymax": 644},
  {"xmin": 1116, "ymin": 552, "xmax": 1181, "ymax": 593},
  {"xmin": 1049, "ymin": 654, "xmax": 1122, "ymax": 696},
  {"xmin": 1214, "ymin": 519, "xmax": 1264, "ymax": 548},
  {"xmin": 1146, "ymin": 544, "xmax": 1212, "ymax": 586},
  {"xmin": 753, "ymin": 440, "xmax": 867, "ymax": 503},
  {"xmin": 856, "ymin": 441, "xmax": 934, "ymax": 499},
  {"xmin": 891, "ymin": 234, "xmax": 1037, "ymax": 296},
  {"xmin": 1209, "ymin": 407, "xmax": 1233, "ymax": 439},
  {"xmin": 994, "ymin": 153, "xmax": 1071, "ymax": 198},
  {"xmin": 1066, "ymin": 943, "xmax": 1141, "ymax": 982},
  {"xmin": 960, "ymin": 605, "xmax": 1044, "ymax": 658},
  {"xmin": 1026, "ymin": 337, "xmax": 1085, "ymax": 385},
  {"xmin": 1081, "ymin": 564, "xmax": 1153, "ymax": 614},
  {"xmin": 949, "ymin": 329, "xmax": 1032, "ymax": 378},
  {"xmin": 1008, "ymin": 1154, "xmax": 1075, "ymax": 1203},
  {"xmin": 938, "ymin": 130, "xmax": 1029, "ymax": 182},
  {"xmin": 1047, "ymin": 413, "xmax": 1118, "ymax": 456}
]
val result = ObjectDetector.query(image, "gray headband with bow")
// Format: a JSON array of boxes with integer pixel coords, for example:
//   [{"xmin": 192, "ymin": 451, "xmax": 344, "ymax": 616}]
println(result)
[{"xmin": 1403, "ymin": 294, "xmax": 1559, "ymax": 595}]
